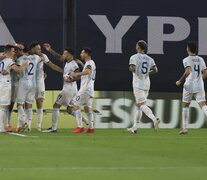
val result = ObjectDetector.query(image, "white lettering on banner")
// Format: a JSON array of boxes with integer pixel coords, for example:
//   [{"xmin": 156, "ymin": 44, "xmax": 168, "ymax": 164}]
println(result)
[
  {"xmin": 147, "ymin": 17, "xmax": 190, "ymax": 54},
  {"xmin": 89, "ymin": 15, "xmax": 139, "ymax": 53},
  {"xmin": 90, "ymin": 15, "xmax": 207, "ymax": 55},
  {"xmin": 95, "ymin": 98, "xmax": 206, "ymax": 128},
  {"xmin": 0, "ymin": 16, "xmax": 15, "ymax": 45}
]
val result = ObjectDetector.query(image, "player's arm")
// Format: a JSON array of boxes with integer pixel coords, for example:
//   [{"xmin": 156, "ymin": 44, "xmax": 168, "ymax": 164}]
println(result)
[
  {"xmin": 129, "ymin": 64, "xmax": 135, "ymax": 72},
  {"xmin": 202, "ymin": 69, "xmax": 207, "ymax": 80},
  {"xmin": 46, "ymin": 61, "xmax": 64, "ymax": 73},
  {"xmin": 75, "ymin": 59, "xmax": 85, "ymax": 68},
  {"xmin": 73, "ymin": 66, "xmax": 91, "ymax": 77},
  {"xmin": 176, "ymin": 66, "xmax": 191, "ymax": 86},
  {"xmin": 11, "ymin": 61, "xmax": 28, "ymax": 73},
  {"xmin": 64, "ymin": 69, "xmax": 80, "ymax": 83},
  {"xmin": 43, "ymin": 43, "xmax": 64, "ymax": 62},
  {"xmin": 149, "ymin": 65, "xmax": 158, "ymax": 75}
]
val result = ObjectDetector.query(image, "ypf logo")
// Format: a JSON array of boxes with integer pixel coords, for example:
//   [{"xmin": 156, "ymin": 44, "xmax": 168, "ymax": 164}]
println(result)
[{"xmin": 89, "ymin": 15, "xmax": 207, "ymax": 55}]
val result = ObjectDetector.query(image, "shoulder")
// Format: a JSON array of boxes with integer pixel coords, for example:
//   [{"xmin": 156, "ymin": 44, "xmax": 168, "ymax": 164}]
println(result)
[{"xmin": 130, "ymin": 54, "xmax": 137, "ymax": 60}]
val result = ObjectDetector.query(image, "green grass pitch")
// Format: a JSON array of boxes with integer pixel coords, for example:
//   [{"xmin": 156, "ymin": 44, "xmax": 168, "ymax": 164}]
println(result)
[{"xmin": 1, "ymin": 129, "xmax": 207, "ymax": 180}]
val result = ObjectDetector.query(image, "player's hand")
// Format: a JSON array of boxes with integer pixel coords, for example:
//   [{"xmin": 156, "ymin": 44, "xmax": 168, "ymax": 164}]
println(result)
[
  {"xmin": 39, "ymin": 53, "xmax": 45, "ymax": 61},
  {"xmin": 43, "ymin": 43, "xmax": 51, "ymax": 51},
  {"xmin": 44, "ymin": 73, "xmax": 47, "ymax": 80},
  {"xmin": 21, "ymin": 61, "xmax": 29, "ymax": 70},
  {"xmin": 176, "ymin": 80, "xmax": 181, "ymax": 86},
  {"xmin": 14, "ymin": 44, "xmax": 24, "ymax": 50},
  {"xmin": 2, "ymin": 69, "xmax": 9, "ymax": 75}
]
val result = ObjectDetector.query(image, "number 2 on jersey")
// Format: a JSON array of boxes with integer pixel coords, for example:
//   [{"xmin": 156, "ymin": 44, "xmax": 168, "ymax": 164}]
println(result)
[
  {"xmin": 28, "ymin": 62, "xmax": 34, "ymax": 75},
  {"xmin": 141, "ymin": 62, "xmax": 148, "ymax": 74},
  {"xmin": 0, "ymin": 62, "xmax": 5, "ymax": 73},
  {"xmin": 194, "ymin": 64, "xmax": 200, "ymax": 77}
]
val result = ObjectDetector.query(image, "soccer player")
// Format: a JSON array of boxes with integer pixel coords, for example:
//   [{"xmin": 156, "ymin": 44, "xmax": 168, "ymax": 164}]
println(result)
[
  {"xmin": 29, "ymin": 42, "xmax": 63, "ymax": 131},
  {"xmin": 43, "ymin": 43, "xmax": 89, "ymax": 132},
  {"xmin": 0, "ymin": 45, "xmax": 28, "ymax": 133},
  {"xmin": 127, "ymin": 40, "xmax": 160, "ymax": 134},
  {"xmin": 176, "ymin": 41, "xmax": 207, "ymax": 135},
  {"xmin": 71, "ymin": 47, "xmax": 96, "ymax": 133}
]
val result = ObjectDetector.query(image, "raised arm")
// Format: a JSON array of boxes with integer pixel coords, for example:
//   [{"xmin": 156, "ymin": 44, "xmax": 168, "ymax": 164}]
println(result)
[
  {"xmin": 46, "ymin": 61, "xmax": 64, "ymax": 73},
  {"xmin": 43, "ymin": 43, "xmax": 64, "ymax": 62}
]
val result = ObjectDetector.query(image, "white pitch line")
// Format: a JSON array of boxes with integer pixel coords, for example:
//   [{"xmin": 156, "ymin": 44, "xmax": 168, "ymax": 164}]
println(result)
[
  {"xmin": 0, "ymin": 166, "xmax": 206, "ymax": 171},
  {"xmin": 7, "ymin": 132, "xmax": 39, "ymax": 138}
]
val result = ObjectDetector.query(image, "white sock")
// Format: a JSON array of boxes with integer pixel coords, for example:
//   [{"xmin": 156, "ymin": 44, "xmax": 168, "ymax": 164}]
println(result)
[
  {"xmin": 52, "ymin": 108, "xmax": 60, "ymax": 130},
  {"xmin": 182, "ymin": 107, "xmax": 189, "ymax": 130},
  {"xmin": 74, "ymin": 109, "xmax": 83, "ymax": 128},
  {"xmin": 17, "ymin": 106, "xmax": 26, "ymax": 127},
  {"xmin": 140, "ymin": 104, "xmax": 157, "ymax": 123},
  {"xmin": 71, "ymin": 110, "xmax": 88, "ymax": 125},
  {"xmin": 87, "ymin": 111, "xmax": 94, "ymax": 129},
  {"xmin": 37, "ymin": 108, "xmax": 43, "ymax": 128},
  {"xmin": 202, "ymin": 105, "xmax": 207, "ymax": 117},
  {"xmin": 26, "ymin": 108, "xmax": 33, "ymax": 130},
  {"xmin": 132, "ymin": 106, "xmax": 142, "ymax": 130},
  {"xmin": 7, "ymin": 110, "xmax": 12, "ymax": 125},
  {"xmin": 0, "ymin": 109, "xmax": 7, "ymax": 132}
]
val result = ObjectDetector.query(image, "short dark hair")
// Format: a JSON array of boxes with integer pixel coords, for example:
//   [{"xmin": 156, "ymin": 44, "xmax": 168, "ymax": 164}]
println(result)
[
  {"xmin": 83, "ymin": 47, "xmax": 92, "ymax": 56},
  {"xmin": 64, "ymin": 47, "xmax": 74, "ymax": 56},
  {"xmin": 4, "ymin": 44, "xmax": 15, "ymax": 52},
  {"xmin": 187, "ymin": 41, "xmax": 197, "ymax": 54},
  {"xmin": 29, "ymin": 41, "xmax": 39, "ymax": 50},
  {"xmin": 137, "ymin": 40, "xmax": 147, "ymax": 51},
  {"xmin": 20, "ymin": 43, "xmax": 29, "ymax": 53}
]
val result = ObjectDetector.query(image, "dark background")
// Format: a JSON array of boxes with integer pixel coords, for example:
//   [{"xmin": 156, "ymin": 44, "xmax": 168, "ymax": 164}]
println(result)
[{"xmin": 1, "ymin": 0, "xmax": 207, "ymax": 92}]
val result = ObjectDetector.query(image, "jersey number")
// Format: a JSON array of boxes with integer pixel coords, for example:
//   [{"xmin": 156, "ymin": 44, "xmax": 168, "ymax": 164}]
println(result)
[
  {"xmin": 141, "ymin": 62, "xmax": 148, "ymax": 74},
  {"xmin": 0, "ymin": 62, "xmax": 5, "ymax": 73},
  {"xmin": 194, "ymin": 64, "xmax": 200, "ymax": 77},
  {"xmin": 28, "ymin": 63, "xmax": 34, "ymax": 75}
]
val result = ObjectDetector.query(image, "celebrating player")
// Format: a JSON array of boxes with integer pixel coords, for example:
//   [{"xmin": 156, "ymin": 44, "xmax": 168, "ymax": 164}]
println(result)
[
  {"xmin": 71, "ymin": 47, "xmax": 96, "ymax": 133},
  {"xmin": 0, "ymin": 45, "xmax": 28, "ymax": 133},
  {"xmin": 29, "ymin": 42, "xmax": 63, "ymax": 131},
  {"xmin": 127, "ymin": 40, "xmax": 160, "ymax": 134},
  {"xmin": 176, "ymin": 41, "xmax": 207, "ymax": 135}
]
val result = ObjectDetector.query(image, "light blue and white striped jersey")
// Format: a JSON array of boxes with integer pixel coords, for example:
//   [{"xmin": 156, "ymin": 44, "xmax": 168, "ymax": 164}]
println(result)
[
  {"xmin": 183, "ymin": 55, "xmax": 206, "ymax": 93},
  {"xmin": 0, "ymin": 57, "xmax": 14, "ymax": 83},
  {"xmin": 79, "ymin": 60, "xmax": 96, "ymax": 97},
  {"xmin": 129, "ymin": 53, "xmax": 156, "ymax": 90},
  {"xmin": 63, "ymin": 60, "xmax": 79, "ymax": 91},
  {"xmin": 18, "ymin": 54, "xmax": 41, "ymax": 88}
]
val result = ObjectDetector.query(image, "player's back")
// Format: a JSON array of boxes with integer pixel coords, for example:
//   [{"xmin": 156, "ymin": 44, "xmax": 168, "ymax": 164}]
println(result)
[
  {"xmin": 131, "ymin": 53, "xmax": 155, "ymax": 90},
  {"xmin": 183, "ymin": 55, "xmax": 206, "ymax": 93}
]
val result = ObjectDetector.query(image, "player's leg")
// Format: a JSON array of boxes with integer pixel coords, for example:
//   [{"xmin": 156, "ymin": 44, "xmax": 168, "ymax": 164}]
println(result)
[
  {"xmin": 180, "ymin": 89, "xmax": 192, "ymax": 134},
  {"xmin": 71, "ymin": 94, "xmax": 85, "ymax": 133},
  {"xmin": 6, "ymin": 101, "xmax": 15, "ymax": 132},
  {"xmin": 195, "ymin": 91, "xmax": 207, "ymax": 116},
  {"xmin": 0, "ymin": 105, "xmax": 8, "ymax": 133},
  {"xmin": 35, "ymin": 81, "xmax": 45, "ymax": 130},
  {"xmin": 51, "ymin": 102, "xmax": 61, "ymax": 132},
  {"xmin": 84, "ymin": 104, "xmax": 95, "ymax": 133},
  {"xmin": 25, "ymin": 102, "xmax": 33, "ymax": 132},
  {"xmin": 136, "ymin": 90, "xmax": 160, "ymax": 130}
]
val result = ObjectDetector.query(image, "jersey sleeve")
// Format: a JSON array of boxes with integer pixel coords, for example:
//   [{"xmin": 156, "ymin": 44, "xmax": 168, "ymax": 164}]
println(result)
[
  {"xmin": 43, "ymin": 54, "xmax": 50, "ymax": 64},
  {"xmin": 129, "ymin": 55, "xmax": 136, "ymax": 66},
  {"xmin": 183, "ymin": 58, "xmax": 190, "ymax": 68},
  {"xmin": 73, "ymin": 62, "xmax": 79, "ymax": 72},
  {"xmin": 201, "ymin": 58, "xmax": 207, "ymax": 71}
]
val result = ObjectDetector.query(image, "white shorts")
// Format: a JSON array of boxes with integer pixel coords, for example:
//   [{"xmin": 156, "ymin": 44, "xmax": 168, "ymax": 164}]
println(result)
[
  {"xmin": 133, "ymin": 88, "xmax": 149, "ymax": 103},
  {"xmin": 17, "ymin": 85, "xmax": 36, "ymax": 105},
  {"xmin": 11, "ymin": 83, "xmax": 18, "ymax": 102},
  {"xmin": 72, "ymin": 91, "xmax": 93, "ymax": 107},
  {"xmin": 56, "ymin": 88, "xmax": 77, "ymax": 107},
  {"xmin": 0, "ymin": 82, "xmax": 11, "ymax": 106},
  {"xmin": 35, "ymin": 79, "xmax": 45, "ymax": 99},
  {"xmin": 182, "ymin": 88, "xmax": 206, "ymax": 103}
]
